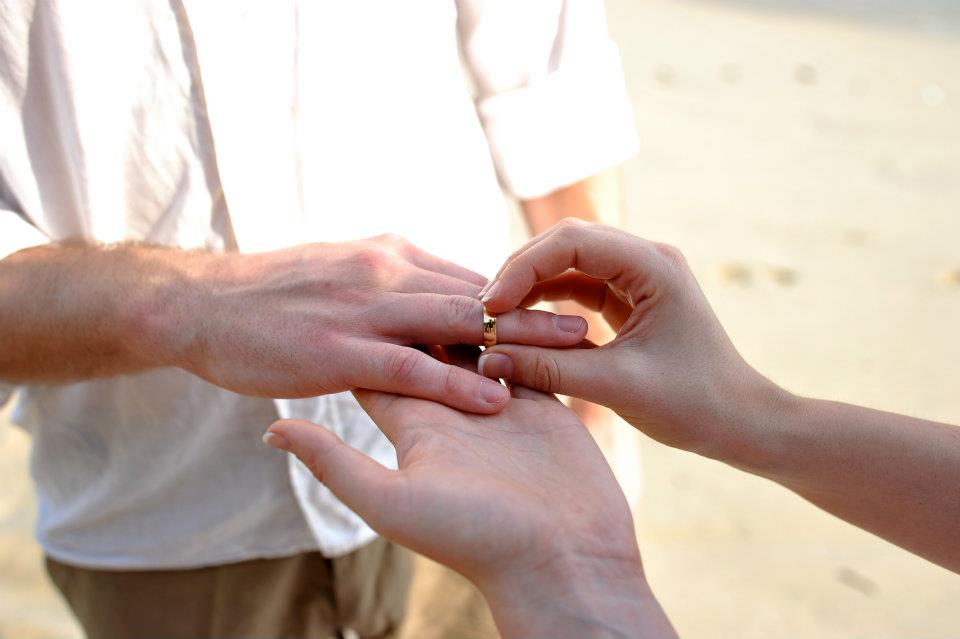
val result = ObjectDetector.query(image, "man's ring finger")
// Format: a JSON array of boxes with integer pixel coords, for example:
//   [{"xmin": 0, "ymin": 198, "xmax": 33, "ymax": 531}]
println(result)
[{"xmin": 482, "ymin": 313, "xmax": 497, "ymax": 347}]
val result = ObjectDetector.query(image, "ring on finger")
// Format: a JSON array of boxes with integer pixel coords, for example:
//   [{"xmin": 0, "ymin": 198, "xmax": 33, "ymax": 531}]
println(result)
[{"xmin": 482, "ymin": 312, "xmax": 497, "ymax": 347}]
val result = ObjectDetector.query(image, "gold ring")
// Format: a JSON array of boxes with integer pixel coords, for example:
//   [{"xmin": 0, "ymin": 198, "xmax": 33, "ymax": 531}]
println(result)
[{"xmin": 482, "ymin": 313, "xmax": 497, "ymax": 347}]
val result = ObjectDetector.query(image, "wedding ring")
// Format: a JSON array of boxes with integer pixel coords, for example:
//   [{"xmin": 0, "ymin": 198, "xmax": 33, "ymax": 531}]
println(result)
[{"xmin": 482, "ymin": 312, "xmax": 497, "ymax": 347}]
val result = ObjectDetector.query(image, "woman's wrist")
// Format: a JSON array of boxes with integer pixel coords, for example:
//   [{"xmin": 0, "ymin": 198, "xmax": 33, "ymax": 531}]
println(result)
[{"xmin": 709, "ymin": 371, "xmax": 807, "ymax": 476}]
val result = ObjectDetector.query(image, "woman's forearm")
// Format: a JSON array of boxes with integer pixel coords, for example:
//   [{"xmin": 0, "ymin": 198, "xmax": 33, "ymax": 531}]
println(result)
[
  {"xmin": 477, "ymin": 220, "xmax": 960, "ymax": 573},
  {"xmin": 723, "ymin": 389, "xmax": 960, "ymax": 572}
]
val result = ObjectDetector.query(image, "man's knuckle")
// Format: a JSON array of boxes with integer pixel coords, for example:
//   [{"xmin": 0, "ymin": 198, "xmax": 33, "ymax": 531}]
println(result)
[
  {"xmin": 440, "ymin": 295, "xmax": 477, "ymax": 333},
  {"xmin": 377, "ymin": 233, "xmax": 409, "ymax": 252},
  {"xmin": 353, "ymin": 247, "xmax": 389, "ymax": 272},
  {"xmin": 383, "ymin": 348, "xmax": 421, "ymax": 384}
]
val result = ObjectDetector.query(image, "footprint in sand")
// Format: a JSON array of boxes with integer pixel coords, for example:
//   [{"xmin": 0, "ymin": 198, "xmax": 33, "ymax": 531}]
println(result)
[
  {"xmin": 654, "ymin": 65, "xmax": 676, "ymax": 87},
  {"xmin": 836, "ymin": 567, "xmax": 878, "ymax": 597},
  {"xmin": 793, "ymin": 63, "xmax": 817, "ymax": 86},
  {"xmin": 717, "ymin": 262, "xmax": 753, "ymax": 286},
  {"xmin": 719, "ymin": 63, "xmax": 741, "ymax": 84},
  {"xmin": 940, "ymin": 268, "xmax": 960, "ymax": 288},
  {"xmin": 719, "ymin": 263, "xmax": 798, "ymax": 288},
  {"xmin": 769, "ymin": 266, "xmax": 798, "ymax": 287},
  {"xmin": 843, "ymin": 228, "xmax": 867, "ymax": 247}
]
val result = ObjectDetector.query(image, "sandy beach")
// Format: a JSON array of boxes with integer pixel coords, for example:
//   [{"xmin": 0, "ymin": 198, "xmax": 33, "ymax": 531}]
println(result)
[{"xmin": 2, "ymin": 0, "xmax": 959, "ymax": 637}]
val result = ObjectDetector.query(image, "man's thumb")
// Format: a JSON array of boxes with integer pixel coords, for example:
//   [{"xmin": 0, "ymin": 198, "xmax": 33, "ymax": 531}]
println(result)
[{"xmin": 478, "ymin": 345, "xmax": 595, "ymax": 399}]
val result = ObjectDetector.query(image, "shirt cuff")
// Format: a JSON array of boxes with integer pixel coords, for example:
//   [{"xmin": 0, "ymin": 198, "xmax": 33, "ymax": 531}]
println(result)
[
  {"xmin": 477, "ymin": 41, "xmax": 640, "ymax": 200},
  {"xmin": 0, "ymin": 210, "xmax": 49, "ymax": 260}
]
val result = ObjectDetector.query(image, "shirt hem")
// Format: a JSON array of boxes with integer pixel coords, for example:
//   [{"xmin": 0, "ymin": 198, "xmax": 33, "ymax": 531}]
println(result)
[{"xmin": 39, "ymin": 540, "xmax": 354, "ymax": 571}]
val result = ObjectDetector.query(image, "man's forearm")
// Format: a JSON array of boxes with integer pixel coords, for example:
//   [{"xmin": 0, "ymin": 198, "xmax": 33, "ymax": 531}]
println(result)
[
  {"xmin": 723, "ymin": 389, "xmax": 960, "ymax": 572},
  {"xmin": 0, "ymin": 242, "xmax": 202, "ymax": 383},
  {"xmin": 519, "ymin": 167, "xmax": 624, "ymax": 235},
  {"xmin": 0, "ymin": 237, "xmax": 579, "ymax": 406}
]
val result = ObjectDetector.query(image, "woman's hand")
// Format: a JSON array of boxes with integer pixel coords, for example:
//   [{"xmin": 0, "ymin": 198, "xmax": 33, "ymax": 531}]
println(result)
[
  {"xmin": 263, "ymin": 376, "xmax": 675, "ymax": 638},
  {"xmin": 477, "ymin": 219, "xmax": 782, "ymax": 459}
]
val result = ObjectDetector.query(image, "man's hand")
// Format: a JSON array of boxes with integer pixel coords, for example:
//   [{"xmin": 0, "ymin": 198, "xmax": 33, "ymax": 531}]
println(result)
[
  {"xmin": 0, "ymin": 235, "xmax": 588, "ymax": 414},
  {"xmin": 162, "ymin": 235, "xmax": 590, "ymax": 412},
  {"xmin": 264, "ymin": 376, "xmax": 676, "ymax": 638}
]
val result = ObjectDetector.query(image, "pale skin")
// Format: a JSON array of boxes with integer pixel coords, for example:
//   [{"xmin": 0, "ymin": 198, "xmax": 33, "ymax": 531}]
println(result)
[
  {"xmin": 264, "ymin": 377, "xmax": 677, "ymax": 639},
  {"xmin": 0, "ymin": 235, "xmax": 588, "ymax": 413},
  {"xmin": 0, "ymin": 171, "xmax": 615, "ymax": 408},
  {"xmin": 479, "ymin": 219, "xmax": 960, "ymax": 574},
  {"xmin": 270, "ymin": 220, "xmax": 959, "ymax": 635},
  {"xmin": 520, "ymin": 168, "xmax": 623, "ymax": 429}
]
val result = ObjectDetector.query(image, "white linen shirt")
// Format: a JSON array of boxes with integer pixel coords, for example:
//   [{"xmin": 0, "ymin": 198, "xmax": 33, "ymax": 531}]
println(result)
[{"xmin": 0, "ymin": 0, "xmax": 638, "ymax": 569}]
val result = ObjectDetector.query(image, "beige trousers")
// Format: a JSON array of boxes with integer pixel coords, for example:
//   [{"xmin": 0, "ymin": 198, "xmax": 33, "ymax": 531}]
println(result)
[{"xmin": 46, "ymin": 538, "xmax": 411, "ymax": 639}]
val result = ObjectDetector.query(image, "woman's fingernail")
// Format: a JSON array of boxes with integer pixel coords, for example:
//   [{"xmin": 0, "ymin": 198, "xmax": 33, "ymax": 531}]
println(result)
[
  {"xmin": 479, "ymin": 378, "xmax": 509, "ymax": 404},
  {"xmin": 478, "ymin": 353, "xmax": 513, "ymax": 379},
  {"xmin": 262, "ymin": 431, "xmax": 291, "ymax": 450},
  {"xmin": 480, "ymin": 281, "xmax": 501, "ymax": 304},
  {"xmin": 477, "ymin": 280, "xmax": 493, "ymax": 300},
  {"xmin": 554, "ymin": 315, "xmax": 585, "ymax": 333}
]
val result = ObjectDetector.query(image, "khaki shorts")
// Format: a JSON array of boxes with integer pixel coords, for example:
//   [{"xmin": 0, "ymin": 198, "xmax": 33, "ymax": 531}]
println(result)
[{"xmin": 46, "ymin": 537, "xmax": 411, "ymax": 639}]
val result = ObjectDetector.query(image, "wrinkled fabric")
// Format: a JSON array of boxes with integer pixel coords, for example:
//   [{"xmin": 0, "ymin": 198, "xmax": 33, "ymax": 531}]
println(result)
[{"xmin": 0, "ymin": 0, "xmax": 637, "ymax": 568}]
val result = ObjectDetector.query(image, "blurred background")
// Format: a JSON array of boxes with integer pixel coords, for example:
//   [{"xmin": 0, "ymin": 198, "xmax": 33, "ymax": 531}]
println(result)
[{"xmin": 2, "ymin": 0, "xmax": 958, "ymax": 637}]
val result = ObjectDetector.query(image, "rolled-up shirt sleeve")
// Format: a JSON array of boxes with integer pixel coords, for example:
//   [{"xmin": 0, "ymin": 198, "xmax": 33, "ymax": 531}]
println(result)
[{"xmin": 457, "ymin": 0, "xmax": 639, "ymax": 199}]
